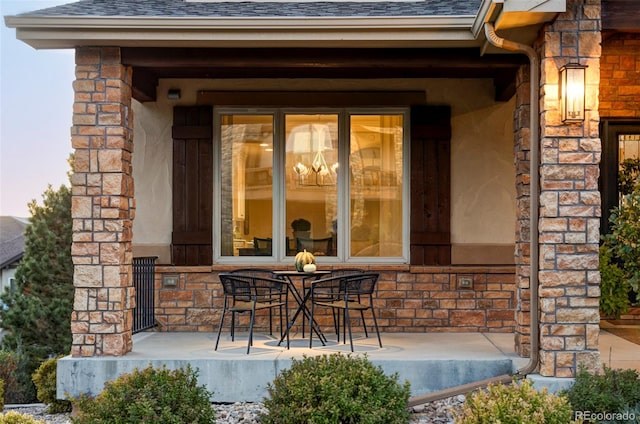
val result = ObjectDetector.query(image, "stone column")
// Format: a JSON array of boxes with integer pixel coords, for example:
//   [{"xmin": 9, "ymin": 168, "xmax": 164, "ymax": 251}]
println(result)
[
  {"xmin": 70, "ymin": 47, "xmax": 135, "ymax": 357},
  {"xmin": 514, "ymin": 64, "xmax": 532, "ymax": 358},
  {"xmin": 537, "ymin": 0, "xmax": 601, "ymax": 377}
]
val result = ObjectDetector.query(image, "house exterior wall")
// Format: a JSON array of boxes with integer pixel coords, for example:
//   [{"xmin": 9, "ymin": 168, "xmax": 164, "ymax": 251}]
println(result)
[
  {"xmin": 600, "ymin": 33, "xmax": 640, "ymax": 119},
  {"xmin": 0, "ymin": 267, "xmax": 18, "ymax": 299},
  {"xmin": 154, "ymin": 265, "xmax": 516, "ymax": 334},
  {"xmin": 131, "ymin": 78, "xmax": 517, "ymax": 265}
]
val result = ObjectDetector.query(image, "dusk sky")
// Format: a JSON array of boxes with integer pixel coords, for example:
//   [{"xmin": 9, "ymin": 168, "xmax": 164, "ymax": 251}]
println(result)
[{"xmin": 1, "ymin": 0, "xmax": 75, "ymax": 217}]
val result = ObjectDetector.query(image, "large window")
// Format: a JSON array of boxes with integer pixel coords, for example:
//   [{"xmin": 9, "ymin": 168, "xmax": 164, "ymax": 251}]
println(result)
[{"xmin": 215, "ymin": 109, "xmax": 408, "ymax": 263}]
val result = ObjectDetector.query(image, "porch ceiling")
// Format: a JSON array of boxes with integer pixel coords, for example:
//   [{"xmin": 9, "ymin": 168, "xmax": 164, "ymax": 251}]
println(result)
[{"xmin": 124, "ymin": 47, "xmax": 528, "ymax": 102}]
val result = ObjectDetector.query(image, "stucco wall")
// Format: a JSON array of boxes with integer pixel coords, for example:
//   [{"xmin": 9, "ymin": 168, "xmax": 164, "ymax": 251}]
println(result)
[{"xmin": 131, "ymin": 78, "xmax": 516, "ymax": 262}]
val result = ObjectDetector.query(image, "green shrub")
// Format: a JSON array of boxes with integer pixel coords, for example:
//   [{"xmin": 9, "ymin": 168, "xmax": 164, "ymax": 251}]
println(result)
[
  {"xmin": 618, "ymin": 158, "xmax": 640, "ymax": 196},
  {"xmin": 0, "ymin": 351, "xmax": 18, "ymax": 406},
  {"xmin": 261, "ymin": 353, "xmax": 411, "ymax": 424},
  {"xmin": 563, "ymin": 366, "xmax": 640, "ymax": 420},
  {"xmin": 0, "ymin": 349, "xmax": 34, "ymax": 404},
  {"xmin": 0, "ymin": 379, "xmax": 4, "ymax": 412},
  {"xmin": 455, "ymin": 379, "xmax": 578, "ymax": 424},
  {"xmin": 31, "ymin": 356, "xmax": 71, "ymax": 414},
  {"xmin": 0, "ymin": 411, "xmax": 46, "ymax": 424},
  {"xmin": 71, "ymin": 364, "xmax": 215, "ymax": 424},
  {"xmin": 604, "ymin": 182, "xmax": 640, "ymax": 297},
  {"xmin": 599, "ymin": 245, "xmax": 631, "ymax": 318}
]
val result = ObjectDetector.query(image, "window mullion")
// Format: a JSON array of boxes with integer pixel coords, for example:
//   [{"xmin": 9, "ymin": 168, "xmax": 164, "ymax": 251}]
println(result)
[
  {"xmin": 272, "ymin": 111, "xmax": 285, "ymax": 261},
  {"xmin": 338, "ymin": 110, "xmax": 349, "ymax": 261}
]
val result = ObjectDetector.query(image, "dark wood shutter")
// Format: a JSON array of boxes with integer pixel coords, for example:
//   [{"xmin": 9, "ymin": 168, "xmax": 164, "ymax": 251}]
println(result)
[
  {"xmin": 171, "ymin": 106, "xmax": 213, "ymax": 265},
  {"xmin": 410, "ymin": 105, "xmax": 451, "ymax": 265}
]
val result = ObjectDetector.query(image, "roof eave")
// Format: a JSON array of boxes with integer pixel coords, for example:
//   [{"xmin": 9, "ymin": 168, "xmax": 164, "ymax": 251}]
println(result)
[
  {"xmin": 5, "ymin": 0, "xmax": 566, "ymax": 50},
  {"xmin": 0, "ymin": 253, "xmax": 24, "ymax": 269},
  {"xmin": 6, "ymin": 15, "xmax": 482, "ymax": 49},
  {"xmin": 471, "ymin": 0, "xmax": 565, "ymax": 52}
]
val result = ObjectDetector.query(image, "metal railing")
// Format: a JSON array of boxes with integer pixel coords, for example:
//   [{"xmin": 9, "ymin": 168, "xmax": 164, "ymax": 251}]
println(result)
[{"xmin": 133, "ymin": 256, "xmax": 157, "ymax": 333}]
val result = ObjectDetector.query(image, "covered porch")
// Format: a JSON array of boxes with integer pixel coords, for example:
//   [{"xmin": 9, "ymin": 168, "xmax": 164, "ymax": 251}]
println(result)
[{"xmin": 57, "ymin": 329, "xmax": 639, "ymax": 403}]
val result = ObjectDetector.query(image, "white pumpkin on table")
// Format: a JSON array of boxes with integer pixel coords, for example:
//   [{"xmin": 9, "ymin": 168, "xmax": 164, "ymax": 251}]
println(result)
[{"xmin": 294, "ymin": 249, "xmax": 316, "ymax": 271}]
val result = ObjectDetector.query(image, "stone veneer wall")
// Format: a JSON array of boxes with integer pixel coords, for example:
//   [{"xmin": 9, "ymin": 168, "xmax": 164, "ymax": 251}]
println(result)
[
  {"xmin": 70, "ymin": 47, "xmax": 136, "ymax": 357},
  {"xmin": 153, "ymin": 266, "xmax": 516, "ymax": 333},
  {"xmin": 513, "ymin": 63, "xmax": 533, "ymax": 358},
  {"xmin": 535, "ymin": 0, "xmax": 602, "ymax": 377},
  {"xmin": 600, "ymin": 33, "xmax": 640, "ymax": 118}
]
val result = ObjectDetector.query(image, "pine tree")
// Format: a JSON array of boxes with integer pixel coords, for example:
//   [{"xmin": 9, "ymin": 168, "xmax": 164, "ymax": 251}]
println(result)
[{"xmin": 0, "ymin": 183, "xmax": 73, "ymax": 401}]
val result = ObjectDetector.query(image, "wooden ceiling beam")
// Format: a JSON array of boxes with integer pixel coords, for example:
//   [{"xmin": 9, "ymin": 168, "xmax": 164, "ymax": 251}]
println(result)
[
  {"xmin": 122, "ymin": 47, "xmax": 524, "ymax": 70},
  {"xmin": 131, "ymin": 67, "xmax": 158, "ymax": 102},
  {"xmin": 602, "ymin": 0, "xmax": 640, "ymax": 31},
  {"xmin": 125, "ymin": 48, "xmax": 526, "ymax": 103}
]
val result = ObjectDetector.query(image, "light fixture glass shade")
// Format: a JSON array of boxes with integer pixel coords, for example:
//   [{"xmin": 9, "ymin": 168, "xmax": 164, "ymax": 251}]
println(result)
[{"xmin": 559, "ymin": 63, "xmax": 587, "ymax": 123}]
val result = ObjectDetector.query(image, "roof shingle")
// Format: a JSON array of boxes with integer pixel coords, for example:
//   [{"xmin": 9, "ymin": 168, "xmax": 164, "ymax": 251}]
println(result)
[
  {"xmin": 18, "ymin": 0, "xmax": 481, "ymax": 18},
  {"xmin": 0, "ymin": 216, "xmax": 28, "ymax": 268}
]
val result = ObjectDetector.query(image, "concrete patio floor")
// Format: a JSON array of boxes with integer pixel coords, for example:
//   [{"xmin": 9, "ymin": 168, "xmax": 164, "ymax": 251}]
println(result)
[{"xmin": 58, "ymin": 329, "xmax": 640, "ymax": 403}]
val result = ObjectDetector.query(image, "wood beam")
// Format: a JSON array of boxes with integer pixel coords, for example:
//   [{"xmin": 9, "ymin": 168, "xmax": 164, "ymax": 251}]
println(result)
[
  {"xmin": 132, "ymin": 67, "xmax": 158, "ymax": 102},
  {"xmin": 197, "ymin": 90, "xmax": 427, "ymax": 106},
  {"xmin": 122, "ymin": 47, "xmax": 524, "ymax": 71},
  {"xmin": 124, "ymin": 48, "xmax": 525, "ymax": 102},
  {"xmin": 602, "ymin": 0, "xmax": 640, "ymax": 31}
]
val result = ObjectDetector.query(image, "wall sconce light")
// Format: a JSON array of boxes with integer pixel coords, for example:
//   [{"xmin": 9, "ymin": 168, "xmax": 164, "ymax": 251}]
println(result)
[
  {"xmin": 167, "ymin": 89, "xmax": 181, "ymax": 100},
  {"xmin": 559, "ymin": 63, "xmax": 587, "ymax": 123}
]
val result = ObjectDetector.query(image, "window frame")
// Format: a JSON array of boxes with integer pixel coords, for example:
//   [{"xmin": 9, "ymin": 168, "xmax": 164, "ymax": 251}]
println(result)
[
  {"xmin": 600, "ymin": 119, "xmax": 640, "ymax": 235},
  {"xmin": 212, "ymin": 107, "xmax": 411, "ymax": 264}
]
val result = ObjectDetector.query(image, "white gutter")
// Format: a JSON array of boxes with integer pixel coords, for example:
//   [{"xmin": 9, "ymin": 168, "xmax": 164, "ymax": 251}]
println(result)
[
  {"xmin": 4, "ymin": 15, "xmax": 479, "ymax": 49},
  {"xmin": 408, "ymin": 22, "xmax": 542, "ymax": 408}
]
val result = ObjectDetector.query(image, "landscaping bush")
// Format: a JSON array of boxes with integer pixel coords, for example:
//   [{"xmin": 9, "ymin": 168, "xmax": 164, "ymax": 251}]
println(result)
[
  {"xmin": 604, "ymin": 176, "xmax": 640, "ymax": 299},
  {"xmin": 0, "ymin": 380, "xmax": 4, "ymax": 412},
  {"xmin": 31, "ymin": 356, "xmax": 71, "ymax": 414},
  {"xmin": 563, "ymin": 365, "xmax": 640, "ymax": 421},
  {"xmin": 261, "ymin": 353, "xmax": 411, "ymax": 424},
  {"xmin": 0, "ymin": 411, "xmax": 46, "ymax": 424},
  {"xmin": 599, "ymin": 245, "xmax": 631, "ymax": 318},
  {"xmin": 455, "ymin": 379, "xmax": 577, "ymax": 424},
  {"xmin": 0, "ymin": 349, "xmax": 33, "ymax": 405},
  {"xmin": 71, "ymin": 364, "xmax": 215, "ymax": 424}
]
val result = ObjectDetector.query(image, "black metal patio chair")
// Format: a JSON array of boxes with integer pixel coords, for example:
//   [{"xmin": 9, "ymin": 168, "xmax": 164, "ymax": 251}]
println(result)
[
  {"xmin": 308, "ymin": 272, "xmax": 382, "ymax": 352},
  {"xmin": 301, "ymin": 268, "xmax": 365, "ymax": 338},
  {"xmin": 215, "ymin": 273, "xmax": 289, "ymax": 354},
  {"xmin": 229, "ymin": 268, "xmax": 281, "ymax": 335}
]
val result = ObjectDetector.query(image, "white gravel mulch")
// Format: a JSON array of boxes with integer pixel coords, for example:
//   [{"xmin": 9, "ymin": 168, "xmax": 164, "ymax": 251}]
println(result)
[{"xmin": 3, "ymin": 396, "xmax": 465, "ymax": 424}]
